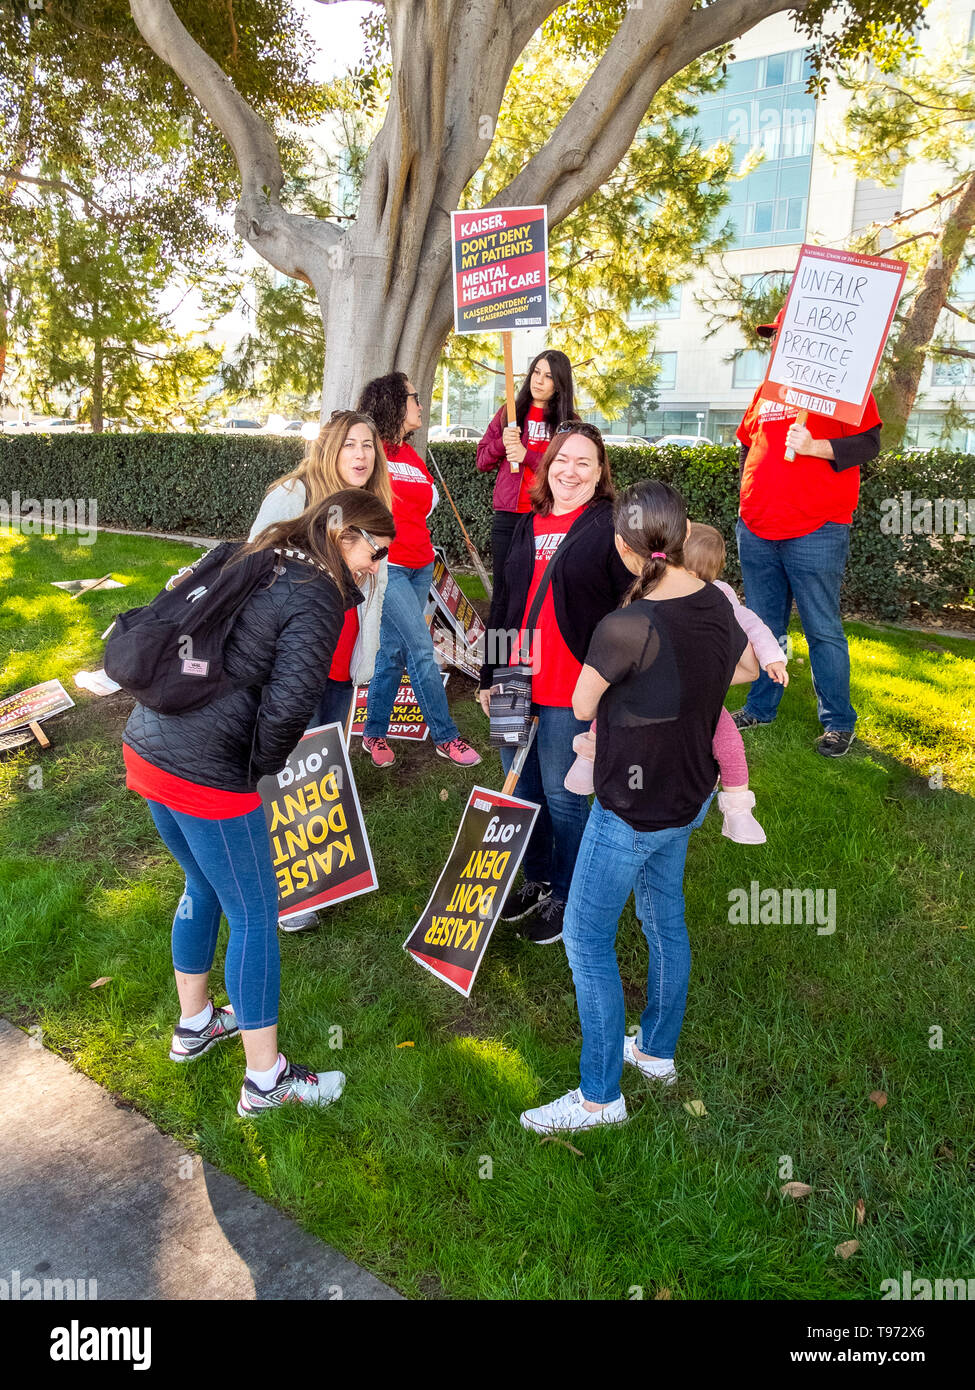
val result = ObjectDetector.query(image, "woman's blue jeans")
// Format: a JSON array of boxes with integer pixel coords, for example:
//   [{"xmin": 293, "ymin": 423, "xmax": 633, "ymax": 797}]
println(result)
[
  {"xmin": 562, "ymin": 793, "xmax": 714, "ymax": 1104},
  {"xmin": 736, "ymin": 517, "xmax": 856, "ymax": 731},
  {"xmin": 364, "ymin": 562, "xmax": 459, "ymax": 746},
  {"xmin": 499, "ymin": 703, "xmax": 591, "ymax": 902}
]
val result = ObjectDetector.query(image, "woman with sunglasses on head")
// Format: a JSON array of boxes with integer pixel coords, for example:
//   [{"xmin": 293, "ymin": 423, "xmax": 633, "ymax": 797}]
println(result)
[
  {"xmin": 356, "ymin": 371, "xmax": 481, "ymax": 769},
  {"xmin": 519, "ymin": 481, "xmax": 759, "ymax": 1136},
  {"xmin": 475, "ymin": 350, "xmax": 579, "ymax": 580},
  {"xmin": 248, "ymin": 409, "xmax": 393, "ymax": 734},
  {"xmin": 478, "ymin": 422, "xmax": 631, "ymax": 945},
  {"xmin": 122, "ymin": 490, "xmax": 396, "ymax": 1117}
]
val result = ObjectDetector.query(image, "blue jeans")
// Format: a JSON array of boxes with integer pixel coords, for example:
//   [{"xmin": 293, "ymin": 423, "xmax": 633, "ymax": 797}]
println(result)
[
  {"xmin": 309, "ymin": 679, "xmax": 353, "ymax": 733},
  {"xmin": 147, "ymin": 801, "xmax": 280, "ymax": 1031},
  {"xmin": 736, "ymin": 518, "xmax": 856, "ymax": 731},
  {"xmin": 562, "ymin": 793, "xmax": 714, "ymax": 1103},
  {"xmin": 499, "ymin": 704, "xmax": 591, "ymax": 902},
  {"xmin": 364, "ymin": 562, "xmax": 459, "ymax": 746}
]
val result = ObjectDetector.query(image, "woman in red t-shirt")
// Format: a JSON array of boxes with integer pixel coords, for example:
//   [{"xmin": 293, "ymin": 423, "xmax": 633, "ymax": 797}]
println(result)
[
  {"xmin": 475, "ymin": 350, "xmax": 579, "ymax": 580},
  {"xmin": 356, "ymin": 371, "xmax": 481, "ymax": 769},
  {"xmin": 478, "ymin": 424, "xmax": 631, "ymax": 945}
]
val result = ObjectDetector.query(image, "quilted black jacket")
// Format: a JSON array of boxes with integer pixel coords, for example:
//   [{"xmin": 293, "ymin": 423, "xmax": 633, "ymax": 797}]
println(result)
[{"xmin": 124, "ymin": 556, "xmax": 359, "ymax": 792}]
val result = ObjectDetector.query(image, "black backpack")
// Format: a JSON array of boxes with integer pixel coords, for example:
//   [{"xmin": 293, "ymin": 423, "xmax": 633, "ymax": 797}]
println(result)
[{"xmin": 104, "ymin": 542, "xmax": 277, "ymax": 714}]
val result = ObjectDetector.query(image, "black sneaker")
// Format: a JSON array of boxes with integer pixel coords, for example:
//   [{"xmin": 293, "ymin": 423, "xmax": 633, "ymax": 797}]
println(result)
[
  {"xmin": 731, "ymin": 710, "xmax": 767, "ymax": 731},
  {"xmin": 519, "ymin": 896, "xmax": 565, "ymax": 945},
  {"xmin": 817, "ymin": 729, "xmax": 855, "ymax": 758},
  {"xmin": 499, "ymin": 879, "xmax": 551, "ymax": 923}
]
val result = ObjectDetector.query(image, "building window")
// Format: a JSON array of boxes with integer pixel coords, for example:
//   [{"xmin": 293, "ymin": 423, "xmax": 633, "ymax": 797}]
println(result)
[
  {"xmin": 732, "ymin": 350, "xmax": 768, "ymax": 388},
  {"xmin": 628, "ymin": 286, "xmax": 682, "ymax": 322},
  {"xmin": 931, "ymin": 346, "xmax": 975, "ymax": 387},
  {"xmin": 653, "ymin": 352, "xmax": 678, "ymax": 390}
]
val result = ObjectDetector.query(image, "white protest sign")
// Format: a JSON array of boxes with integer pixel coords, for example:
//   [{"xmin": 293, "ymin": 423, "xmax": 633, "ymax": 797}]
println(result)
[{"xmin": 759, "ymin": 244, "xmax": 907, "ymax": 426}]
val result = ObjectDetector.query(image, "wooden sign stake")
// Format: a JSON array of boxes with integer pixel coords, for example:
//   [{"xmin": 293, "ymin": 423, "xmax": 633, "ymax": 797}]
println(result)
[
  {"xmin": 29, "ymin": 721, "xmax": 50, "ymax": 748},
  {"xmin": 784, "ymin": 408, "xmax": 808, "ymax": 462},
  {"xmin": 502, "ymin": 331, "xmax": 518, "ymax": 473},
  {"xmin": 501, "ymin": 717, "xmax": 538, "ymax": 796}
]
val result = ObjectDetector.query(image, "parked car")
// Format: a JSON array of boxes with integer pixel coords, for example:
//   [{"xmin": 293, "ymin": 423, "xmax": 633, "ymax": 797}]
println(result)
[
  {"xmin": 649, "ymin": 434, "xmax": 709, "ymax": 448},
  {"xmin": 213, "ymin": 417, "xmax": 264, "ymax": 433},
  {"xmin": 428, "ymin": 424, "xmax": 481, "ymax": 441},
  {"xmin": 599, "ymin": 433, "xmax": 649, "ymax": 448}
]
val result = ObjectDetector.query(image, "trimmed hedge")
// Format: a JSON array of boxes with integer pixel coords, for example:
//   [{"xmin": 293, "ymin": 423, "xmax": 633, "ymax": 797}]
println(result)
[{"xmin": 2, "ymin": 432, "xmax": 973, "ymax": 621}]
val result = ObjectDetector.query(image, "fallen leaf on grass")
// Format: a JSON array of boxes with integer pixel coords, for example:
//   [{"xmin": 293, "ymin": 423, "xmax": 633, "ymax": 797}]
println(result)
[
  {"xmin": 869, "ymin": 1091, "xmax": 887, "ymax": 1108},
  {"xmin": 834, "ymin": 1240, "xmax": 860, "ymax": 1260},
  {"xmin": 396, "ymin": 1041, "xmax": 415, "ymax": 1048},
  {"xmin": 855, "ymin": 1199, "xmax": 866, "ymax": 1226},
  {"xmin": 683, "ymin": 1099, "xmax": 708, "ymax": 1117},
  {"xmin": 654, "ymin": 1288, "xmax": 672, "ymax": 1300},
  {"xmin": 89, "ymin": 977, "xmax": 112, "ymax": 989},
  {"xmin": 935, "ymin": 1143, "xmax": 955, "ymax": 1159},
  {"xmin": 439, "ymin": 789, "xmax": 449, "ymax": 801},
  {"xmin": 780, "ymin": 1182, "xmax": 813, "ymax": 1199},
  {"xmin": 539, "ymin": 1136, "xmax": 583, "ymax": 1157}
]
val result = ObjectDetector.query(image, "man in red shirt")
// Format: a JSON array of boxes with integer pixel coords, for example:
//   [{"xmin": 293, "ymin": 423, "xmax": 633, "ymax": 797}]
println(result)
[{"xmin": 734, "ymin": 309, "xmax": 882, "ymax": 757}]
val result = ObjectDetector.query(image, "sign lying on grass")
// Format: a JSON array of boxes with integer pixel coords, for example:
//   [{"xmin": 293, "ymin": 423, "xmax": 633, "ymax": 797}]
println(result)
[
  {"xmin": 258, "ymin": 723, "xmax": 377, "ymax": 921},
  {"xmin": 431, "ymin": 617, "xmax": 481, "ymax": 680},
  {"xmin": 0, "ymin": 679, "xmax": 74, "ymax": 736},
  {"xmin": 403, "ymin": 786, "xmax": 539, "ymax": 996},
  {"xmin": 451, "ymin": 206, "xmax": 549, "ymax": 334},
  {"xmin": 759, "ymin": 244, "xmax": 907, "ymax": 425},
  {"xmin": 349, "ymin": 671, "xmax": 449, "ymax": 742}
]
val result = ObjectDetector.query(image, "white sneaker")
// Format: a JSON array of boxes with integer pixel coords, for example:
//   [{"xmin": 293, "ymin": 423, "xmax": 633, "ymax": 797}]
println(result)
[
  {"xmin": 520, "ymin": 1087, "xmax": 627, "ymax": 1134},
  {"xmin": 623, "ymin": 1034, "xmax": 678, "ymax": 1086}
]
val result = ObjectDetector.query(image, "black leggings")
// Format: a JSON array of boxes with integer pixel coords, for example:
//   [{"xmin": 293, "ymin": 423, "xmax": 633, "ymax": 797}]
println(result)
[{"xmin": 491, "ymin": 511, "xmax": 521, "ymax": 585}]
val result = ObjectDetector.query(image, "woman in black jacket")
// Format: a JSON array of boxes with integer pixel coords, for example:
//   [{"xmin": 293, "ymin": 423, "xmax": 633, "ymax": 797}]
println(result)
[
  {"xmin": 478, "ymin": 423, "xmax": 631, "ymax": 945},
  {"xmin": 123, "ymin": 490, "xmax": 394, "ymax": 1117}
]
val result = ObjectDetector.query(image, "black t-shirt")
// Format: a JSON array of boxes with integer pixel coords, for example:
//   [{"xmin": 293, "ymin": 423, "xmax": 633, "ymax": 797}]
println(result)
[{"xmin": 585, "ymin": 585, "xmax": 748, "ymax": 831}]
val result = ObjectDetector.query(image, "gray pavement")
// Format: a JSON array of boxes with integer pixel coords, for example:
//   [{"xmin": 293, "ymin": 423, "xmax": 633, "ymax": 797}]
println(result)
[{"xmin": 0, "ymin": 1018, "xmax": 401, "ymax": 1300}]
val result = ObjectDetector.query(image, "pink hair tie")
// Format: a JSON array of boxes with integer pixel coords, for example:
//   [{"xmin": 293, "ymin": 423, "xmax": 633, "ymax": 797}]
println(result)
[{"xmin": 652, "ymin": 552, "xmax": 666, "ymax": 559}]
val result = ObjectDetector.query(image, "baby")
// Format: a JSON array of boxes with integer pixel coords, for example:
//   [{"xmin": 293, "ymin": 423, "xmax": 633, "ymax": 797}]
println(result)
[{"xmin": 564, "ymin": 522, "xmax": 788, "ymax": 844}]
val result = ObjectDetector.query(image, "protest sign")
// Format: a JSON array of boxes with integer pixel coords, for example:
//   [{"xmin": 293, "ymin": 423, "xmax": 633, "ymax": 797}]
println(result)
[
  {"xmin": 451, "ymin": 206, "xmax": 549, "ymax": 335},
  {"xmin": 428, "ymin": 549, "xmax": 486, "ymax": 652},
  {"xmin": 431, "ymin": 617, "xmax": 482, "ymax": 680},
  {"xmin": 403, "ymin": 785, "xmax": 539, "ymax": 996},
  {"xmin": 51, "ymin": 577, "xmax": 125, "ymax": 594},
  {"xmin": 0, "ymin": 679, "xmax": 74, "ymax": 736},
  {"xmin": 257, "ymin": 723, "xmax": 377, "ymax": 921},
  {"xmin": 759, "ymin": 244, "xmax": 907, "ymax": 427},
  {"xmin": 349, "ymin": 671, "xmax": 449, "ymax": 741}
]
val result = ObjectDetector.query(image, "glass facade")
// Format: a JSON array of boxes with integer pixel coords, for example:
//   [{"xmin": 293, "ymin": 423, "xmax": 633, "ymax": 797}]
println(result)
[{"xmin": 686, "ymin": 47, "xmax": 815, "ymax": 250}]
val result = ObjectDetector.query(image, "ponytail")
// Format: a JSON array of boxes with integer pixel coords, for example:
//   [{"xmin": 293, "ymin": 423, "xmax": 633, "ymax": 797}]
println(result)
[{"xmin": 614, "ymin": 482, "xmax": 687, "ymax": 605}]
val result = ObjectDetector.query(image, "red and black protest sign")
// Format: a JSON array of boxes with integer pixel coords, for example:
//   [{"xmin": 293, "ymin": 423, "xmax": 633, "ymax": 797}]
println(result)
[
  {"xmin": 258, "ymin": 723, "xmax": 377, "ymax": 921},
  {"xmin": 403, "ymin": 786, "xmax": 540, "ymax": 996},
  {"xmin": 0, "ymin": 678, "xmax": 74, "ymax": 736},
  {"xmin": 451, "ymin": 206, "xmax": 549, "ymax": 334},
  {"xmin": 349, "ymin": 671, "xmax": 449, "ymax": 742},
  {"xmin": 428, "ymin": 549, "xmax": 486, "ymax": 652}
]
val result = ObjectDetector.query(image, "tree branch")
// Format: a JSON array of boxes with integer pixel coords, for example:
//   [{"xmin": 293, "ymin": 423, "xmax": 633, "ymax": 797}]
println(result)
[
  {"xmin": 494, "ymin": 0, "xmax": 799, "ymax": 227},
  {"xmin": 945, "ymin": 301, "xmax": 975, "ymax": 326},
  {"xmin": 0, "ymin": 169, "xmax": 116, "ymax": 220},
  {"xmin": 128, "ymin": 0, "xmax": 345, "ymax": 284}
]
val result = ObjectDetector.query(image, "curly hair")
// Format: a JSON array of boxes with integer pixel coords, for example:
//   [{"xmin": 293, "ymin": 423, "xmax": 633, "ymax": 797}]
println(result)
[{"xmin": 356, "ymin": 372, "xmax": 412, "ymax": 449}]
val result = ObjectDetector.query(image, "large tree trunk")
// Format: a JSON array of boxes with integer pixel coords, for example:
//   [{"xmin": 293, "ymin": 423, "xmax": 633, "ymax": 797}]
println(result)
[
  {"xmin": 876, "ymin": 169, "xmax": 975, "ymax": 449},
  {"xmin": 129, "ymin": 0, "xmax": 799, "ymax": 425}
]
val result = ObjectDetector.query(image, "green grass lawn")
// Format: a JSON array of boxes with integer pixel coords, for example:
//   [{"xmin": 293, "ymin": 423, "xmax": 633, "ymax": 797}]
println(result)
[{"xmin": 1, "ymin": 525, "xmax": 974, "ymax": 1300}]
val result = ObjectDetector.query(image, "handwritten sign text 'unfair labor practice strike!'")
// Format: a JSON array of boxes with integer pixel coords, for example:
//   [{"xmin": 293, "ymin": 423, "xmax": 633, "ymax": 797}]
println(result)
[{"xmin": 760, "ymin": 244, "xmax": 907, "ymax": 426}]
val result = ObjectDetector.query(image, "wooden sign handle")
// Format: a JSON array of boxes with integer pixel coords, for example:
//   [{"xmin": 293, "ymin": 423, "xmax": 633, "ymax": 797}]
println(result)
[
  {"xmin": 502, "ymin": 331, "xmax": 519, "ymax": 473},
  {"xmin": 70, "ymin": 573, "xmax": 112, "ymax": 601},
  {"xmin": 29, "ymin": 720, "xmax": 50, "ymax": 748},
  {"xmin": 501, "ymin": 717, "xmax": 538, "ymax": 796},
  {"xmin": 784, "ymin": 408, "xmax": 808, "ymax": 462}
]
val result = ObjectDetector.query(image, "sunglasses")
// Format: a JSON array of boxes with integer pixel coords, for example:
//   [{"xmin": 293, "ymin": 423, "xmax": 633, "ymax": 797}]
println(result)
[
  {"xmin": 356, "ymin": 527, "xmax": 389, "ymax": 562},
  {"xmin": 554, "ymin": 420, "xmax": 603, "ymax": 440}
]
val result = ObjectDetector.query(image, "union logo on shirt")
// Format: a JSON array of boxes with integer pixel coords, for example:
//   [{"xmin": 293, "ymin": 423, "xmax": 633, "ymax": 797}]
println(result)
[
  {"xmin": 756, "ymin": 399, "xmax": 797, "ymax": 423},
  {"xmin": 526, "ymin": 418, "xmax": 550, "ymax": 448},
  {"xmin": 388, "ymin": 458, "xmax": 427, "ymax": 481},
  {"xmin": 534, "ymin": 531, "xmax": 567, "ymax": 564}
]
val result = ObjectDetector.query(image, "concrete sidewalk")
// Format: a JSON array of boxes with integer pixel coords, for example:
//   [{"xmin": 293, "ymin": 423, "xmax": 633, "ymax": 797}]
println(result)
[{"xmin": 0, "ymin": 1019, "xmax": 401, "ymax": 1300}]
